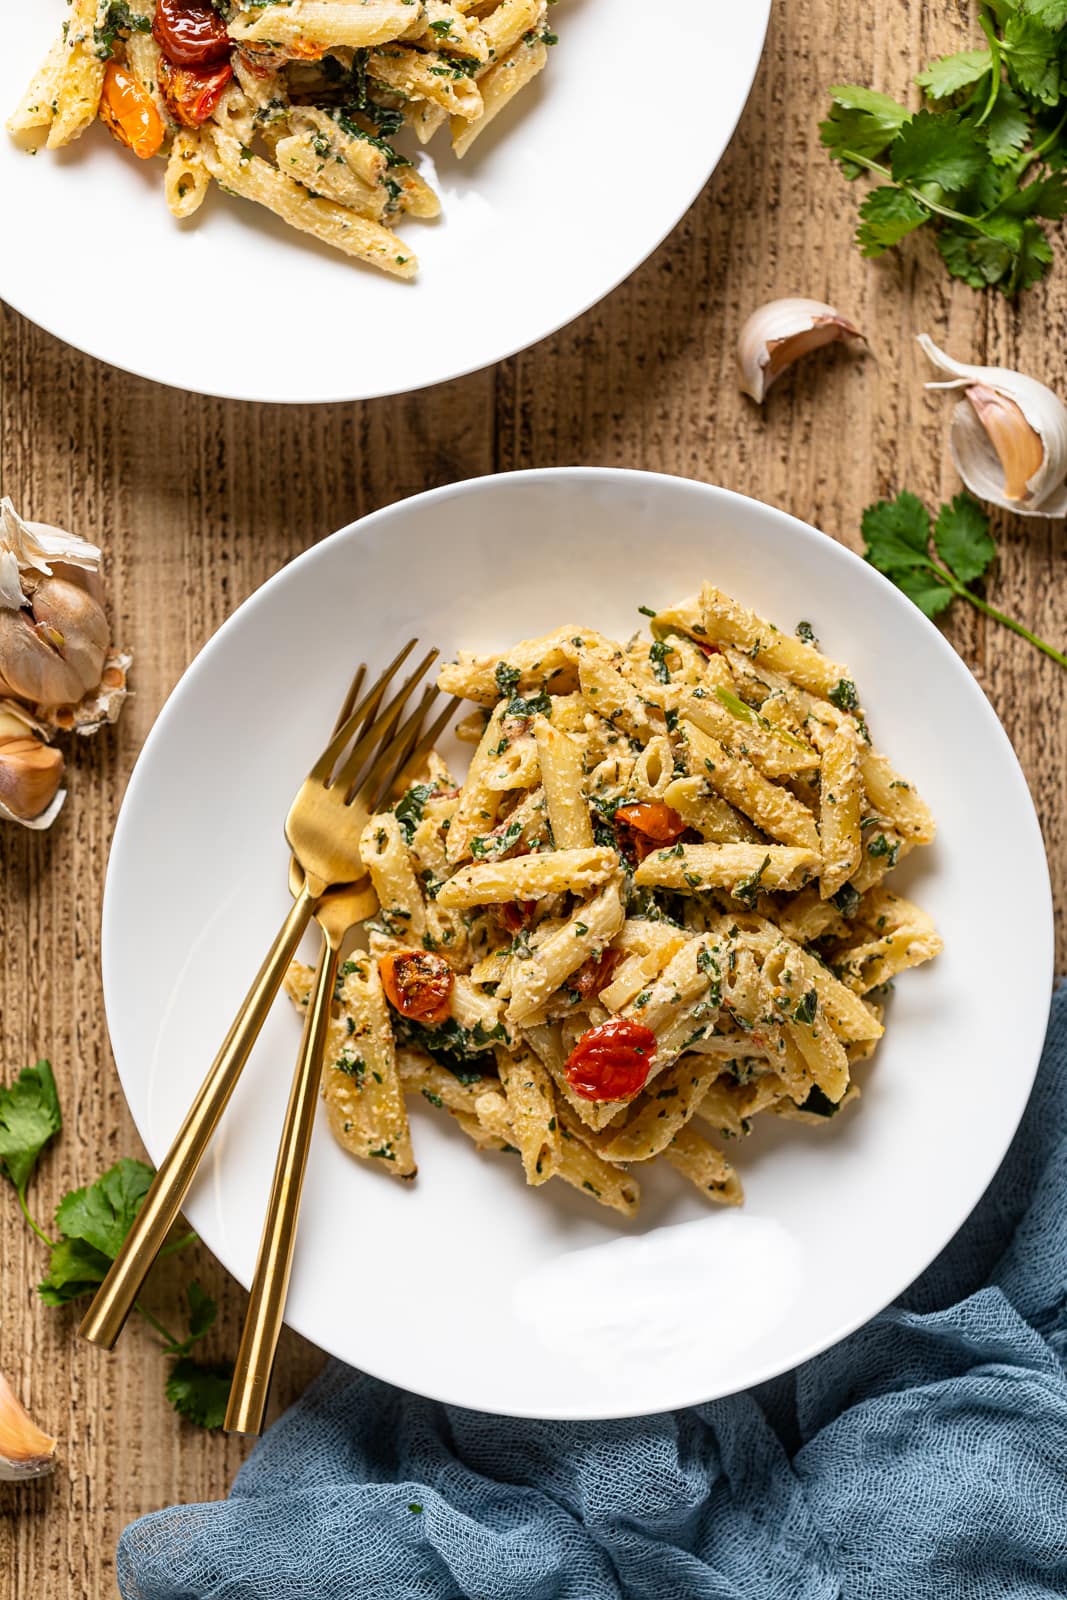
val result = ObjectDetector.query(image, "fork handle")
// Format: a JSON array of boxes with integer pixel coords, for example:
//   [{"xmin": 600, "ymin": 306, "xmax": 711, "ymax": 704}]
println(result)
[
  {"xmin": 225, "ymin": 931, "xmax": 340, "ymax": 1435},
  {"xmin": 78, "ymin": 883, "xmax": 317, "ymax": 1351}
]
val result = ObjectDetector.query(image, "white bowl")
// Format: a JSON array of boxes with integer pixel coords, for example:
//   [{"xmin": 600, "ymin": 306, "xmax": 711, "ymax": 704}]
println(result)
[
  {"xmin": 0, "ymin": 3, "xmax": 769, "ymax": 402},
  {"xmin": 102, "ymin": 469, "xmax": 1054, "ymax": 1418}
]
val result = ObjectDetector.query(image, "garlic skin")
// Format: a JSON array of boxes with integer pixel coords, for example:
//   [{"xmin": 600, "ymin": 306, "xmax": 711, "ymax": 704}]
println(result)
[
  {"xmin": 0, "ymin": 1371, "xmax": 57, "ymax": 1482},
  {"xmin": 917, "ymin": 334, "xmax": 1067, "ymax": 518},
  {"xmin": 738, "ymin": 298, "xmax": 864, "ymax": 403},
  {"xmin": 0, "ymin": 497, "xmax": 101, "ymax": 608},
  {"xmin": 0, "ymin": 701, "xmax": 66, "ymax": 829}
]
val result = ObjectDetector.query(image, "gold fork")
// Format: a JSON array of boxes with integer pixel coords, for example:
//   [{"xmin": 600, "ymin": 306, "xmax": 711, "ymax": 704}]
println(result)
[
  {"xmin": 225, "ymin": 688, "xmax": 456, "ymax": 1435},
  {"xmin": 79, "ymin": 641, "xmax": 439, "ymax": 1352}
]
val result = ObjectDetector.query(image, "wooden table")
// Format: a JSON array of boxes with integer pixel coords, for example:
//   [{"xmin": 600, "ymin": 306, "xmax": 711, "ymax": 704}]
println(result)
[{"xmin": 2, "ymin": 2, "xmax": 1063, "ymax": 1592}]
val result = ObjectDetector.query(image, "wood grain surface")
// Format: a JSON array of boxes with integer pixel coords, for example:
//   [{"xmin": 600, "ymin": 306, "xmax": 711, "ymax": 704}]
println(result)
[{"xmin": 2, "ymin": 1, "xmax": 1064, "ymax": 1593}]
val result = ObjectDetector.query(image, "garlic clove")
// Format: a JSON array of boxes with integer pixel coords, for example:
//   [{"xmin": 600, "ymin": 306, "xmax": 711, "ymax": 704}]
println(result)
[
  {"xmin": 965, "ymin": 386, "xmax": 1045, "ymax": 504},
  {"xmin": 738, "ymin": 297, "xmax": 865, "ymax": 403},
  {"xmin": 917, "ymin": 334, "xmax": 1067, "ymax": 518},
  {"xmin": 0, "ymin": 735, "xmax": 65, "ymax": 822},
  {"xmin": 0, "ymin": 1371, "xmax": 57, "ymax": 1481}
]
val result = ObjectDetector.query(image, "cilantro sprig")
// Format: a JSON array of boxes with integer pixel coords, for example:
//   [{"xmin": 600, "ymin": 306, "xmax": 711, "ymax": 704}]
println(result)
[
  {"xmin": 822, "ymin": 1, "xmax": 1067, "ymax": 294},
  {"xmin": 863, "ymin": 489, "xmax": 1067, "ymax": 668},
  {"xmin": 0, "ymin": 1058, "xmax": 233, "ymax": 1429}
]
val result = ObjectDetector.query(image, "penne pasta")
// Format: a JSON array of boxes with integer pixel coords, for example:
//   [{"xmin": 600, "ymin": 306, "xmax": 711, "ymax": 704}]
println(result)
[{"xmin": 278, "ymin": 579, "xmax": 938, "ymax": 1215}]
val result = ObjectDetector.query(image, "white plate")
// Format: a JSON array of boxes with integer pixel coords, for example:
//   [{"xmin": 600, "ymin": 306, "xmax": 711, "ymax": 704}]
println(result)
[
  {"xmin": 102, "ymin": 469, "xmax": 1054, "ymax": 1419},
  {"xmin": 0, "ymin": 3, "xmax": 769, "ymax": 403}
]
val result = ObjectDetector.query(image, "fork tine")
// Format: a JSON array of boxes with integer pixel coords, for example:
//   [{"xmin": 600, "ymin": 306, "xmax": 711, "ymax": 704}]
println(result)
[
  {"xmin": 333, "ymin": 664, "xmax": 367, "ymax": 737},
  {"xmin": 377, "ymin": 694, "xmax": 460, "ymax": 805},
  {"xmin": 308, "ymin": 640, "xmax": 417, "ymax": 786},
  {"xmin": 362, "ymin": 687, "xmax": 439, "ymax": 813},
  {"xmin": 334, "ymin": 648, "xmax": 439, "ymax": 801}
]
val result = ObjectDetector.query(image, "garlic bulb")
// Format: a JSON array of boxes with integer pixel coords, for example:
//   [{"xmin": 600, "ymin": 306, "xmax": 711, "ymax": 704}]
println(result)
[
  {"xmin": 738, "ymin": 298, "xmax": 865, "ymax": 403},
  {"xmin": 0, "ymin": 497, "xmax": 130, "ymax": 732},
  {"xmin": 0, "ymin": 701, "xmax": 65, "ymax": 829},
  {"xmin": 0, "ymin": 1371, "xmax": 57, "ymax": 1482},
  {"xmin": 917, "ymin": 334, "xmax": 1067, "ymax": 518}
]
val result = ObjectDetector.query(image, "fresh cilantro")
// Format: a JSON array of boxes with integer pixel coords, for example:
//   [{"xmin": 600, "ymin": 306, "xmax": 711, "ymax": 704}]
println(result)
[
  {"xmin": 166, "ymin": 1358, "xmax": 233, "ymax": 1431},
  {"xmin": 38, "ymin": 1236, "xmax": 111, "ymax": 1306},
  {"xmin": 862, "ymin": 490, "xmax": 1066, "ymax": 668},
  {"xmin": 916, "ymin": 48, "xmax": 993, "ymax": 99},
  {"xmin": 55, "ymin": 1157, "xmax": 153, "ymax": 1260},
  {"xmin": 394, "ymin": 782, "xmax": 434, "ymax": 843},
  {"xmin": 2, "ymin": 1062, "xmax": 226, "ymax": 1429},
  {"xmin": 0, "ymin": 1060, "xmax": 61, "ymax": 1241},
  {"xmin": 823, "ymin": 5, "xmax": 1067, "ymax": 294}
]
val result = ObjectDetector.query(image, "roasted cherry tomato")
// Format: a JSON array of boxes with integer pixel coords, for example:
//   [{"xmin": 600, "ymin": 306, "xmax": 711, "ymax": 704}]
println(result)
[
  {"xmin": 160, "ymin": 56, "xmax": 233, "ymax": 127},
  {"xmin": 614, "ymin": 800, "xmax": 686, "ymax": 863},
  {"xmin": 379, "ymin": 949, "xmax": 454, "ymax": 1025},
  {"xmin": 153, "ymin": 0, "xmax": 231, "ymax": 66},
  {"xmin": 98, "ymin": 60, "xmax": 165, "ymax": 159},
  {"xmin": 571, "ymin": 947, "xmax": 623, "ymax": 999},
  {"xmin": 500, "ymin": 900, "xmax": 538, "ymax": 934},
  {"xmin": 565, "ymin": 1017, "xmax": 657, "ymax": 1102}
]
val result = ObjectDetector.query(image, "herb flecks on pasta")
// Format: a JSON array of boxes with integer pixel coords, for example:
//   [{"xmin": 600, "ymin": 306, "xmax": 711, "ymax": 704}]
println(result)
[
  {"xmin": 8, "ymin": 0, "xmax": 560, "ymax": 277},
  {"xmin": 286, "ymin": 584, "xmax": 941, "ymax": 1214}
]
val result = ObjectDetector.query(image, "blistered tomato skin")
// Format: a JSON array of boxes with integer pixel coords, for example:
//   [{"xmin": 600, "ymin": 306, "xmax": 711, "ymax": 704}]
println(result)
[
  {"xmin": 98, "ymin": 61, "xmax": 165, "ymax": 159},
  {"xmin": 153, "ymin": 0, "xmax": 231, "ymax": 66},
  {"xmin": 614, "ymin": 801, "xmax": 686, "ymax": 863},
  {"xmin": 160, "ymin": 57, "xmax": 234, "ymax": 127},
  {"xmin": 379, "ymin": 950, "xmax": 455, "ymax": 1026},
  {"xmin": 564, "ymin": 1018, "xmax": 657, "ymax": 1102}
]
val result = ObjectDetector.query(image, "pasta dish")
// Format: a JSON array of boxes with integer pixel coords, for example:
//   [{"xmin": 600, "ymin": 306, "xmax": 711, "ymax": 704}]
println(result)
[
  {"xmin": 286, "ymin": 582, "xmax": 942, "ymax": 1215},
  {"xmin": 8, "ymin": 0, "xmax": 559, "ymax": 278}
]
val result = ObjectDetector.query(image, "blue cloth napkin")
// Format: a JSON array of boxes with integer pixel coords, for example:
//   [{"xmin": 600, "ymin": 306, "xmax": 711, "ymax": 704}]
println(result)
[{"xmin": 118, "ymin": 983, "xmax": 1067, "ymax": 1600}]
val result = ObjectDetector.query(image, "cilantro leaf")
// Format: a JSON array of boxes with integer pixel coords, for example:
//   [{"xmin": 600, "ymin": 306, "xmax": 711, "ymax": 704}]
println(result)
[
  {"xmin": 55, "ymin": 1157, "xmax": 153, "ymax": 1259},
  {"xmin": 862, "ymin": 491, "xmax": 1067, "ymax": 669},
  {"xmin": 38, "ymin": 1236, "xmax": 111, "ymax": 1305},
  {"xmin": 0, "ymin": 1060, "xmax": 61, "ymax": 1198},
  {"xmin": 892, "ymin": 568, "xmax": 957, "ymax": 620},
  {"xmin": 1013, "ymin": 217, "xmax": 1055, "ymax": 289},
  {"xmin": 936, "ymin": 226, "xmax": 1016, "ymax": 288},
  {"xmin": 160, "ymin": 1282, "xmax": 219, "ymax": 1355},
  {"xmin": 820, "ymin": 85, "xmax": 909, "ymax": 172},
  {"xmin": 916, "ymin": 49, "xmax": 992, "ymax": 99},
  {"xmin": 1003, "ymin": 13, "xmax": 1060, "ymax": 106},
  {"xmin": 166, "ymin": 1357, "xmax": 233, "ymax": 1430},
  {"xmin": 891, "ymin": 109, "xmax": 986, "ymax": 192},
  {"xmin": 860, "ymin": 491, "xmax": 932, "ymax": 571},
  {"xmin": 861, "ymin": 493, "xmax": 955, "ymax": 620},
  {"xmin": 856, "ymin": 186, "xmax": 929, "ymax": 255},
  {"xmin": 933, "ymin": 494, "xmax": 996, "ymax": 584},
  {"xmin": 1022, "ymin": 0, "xmax": 1067, "ymax": 26},
  {"xmin": 985, "ymin": 85, "xmax": 1031, "ymax": 164}
]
